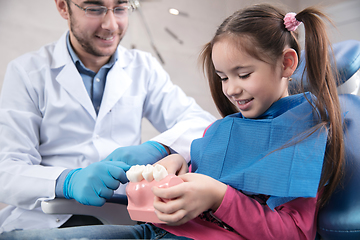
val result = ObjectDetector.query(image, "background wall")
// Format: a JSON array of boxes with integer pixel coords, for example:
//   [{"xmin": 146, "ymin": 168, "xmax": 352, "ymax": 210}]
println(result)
[
  {"xmin": 1, "ymin": 0, "xmax": 360, "ymax": 114},
  {"xmin": 0, "ymin": 0, "xmax": 359, "ymax": 210}
]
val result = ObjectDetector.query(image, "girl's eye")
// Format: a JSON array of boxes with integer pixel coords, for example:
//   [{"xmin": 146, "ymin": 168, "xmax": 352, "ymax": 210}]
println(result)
[
  {"xmin": 216, "ymin": 74, "xmax": 228, "ymax": 81},
  {"xmin": 239, "ymin": 73, "xmax": 251, "ymax": 79}
]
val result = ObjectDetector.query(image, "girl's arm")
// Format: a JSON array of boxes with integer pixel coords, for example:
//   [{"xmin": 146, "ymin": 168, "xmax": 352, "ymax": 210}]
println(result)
[
  {"xmin": 153, "ymin": 151, "xmax": 318, "ymax": 239},
  {"xmin": 153, "ymin": 178, "xmax": 318, "ymax": 239},
  {"xmin": 214, "ymin": 186, "xmax": 318, "ymax": 240}
]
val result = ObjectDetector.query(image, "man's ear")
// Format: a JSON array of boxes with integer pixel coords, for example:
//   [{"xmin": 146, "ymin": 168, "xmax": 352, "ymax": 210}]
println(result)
[
  {"xmin": 282, "ymin": 48, "xmax": 298, "ymax": 78},
  {"xmin": 55, "ymin": 0, "xmax": 70, "ymax": 20}
]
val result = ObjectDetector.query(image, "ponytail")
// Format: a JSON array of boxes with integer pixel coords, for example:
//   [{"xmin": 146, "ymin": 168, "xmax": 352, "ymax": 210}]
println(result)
[{"xmin": 295, "ymin": 8, "xmax": 344, "ymax": 207}]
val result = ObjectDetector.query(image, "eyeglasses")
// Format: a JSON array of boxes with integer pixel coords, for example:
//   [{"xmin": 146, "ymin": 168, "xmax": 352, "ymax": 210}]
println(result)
[{"xmin": 69, "ymin": 0, "xmax": 134, "ymax": 18}]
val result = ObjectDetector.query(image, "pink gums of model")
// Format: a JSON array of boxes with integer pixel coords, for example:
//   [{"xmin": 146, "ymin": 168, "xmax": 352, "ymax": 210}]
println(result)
[{"xmin": 126, "ymin": 174, "xmax": 184, "ymax": 223}]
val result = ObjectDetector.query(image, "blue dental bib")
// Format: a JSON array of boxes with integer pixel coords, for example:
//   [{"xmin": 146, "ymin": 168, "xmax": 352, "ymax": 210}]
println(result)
[{"xmin": 191, "ymin": 93, "xmax": 328, "ymax": 209}]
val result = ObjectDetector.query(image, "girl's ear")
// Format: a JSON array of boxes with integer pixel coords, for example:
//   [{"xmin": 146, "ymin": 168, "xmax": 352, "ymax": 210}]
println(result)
[
  {"xmin": 282, "ymin": 48, "xmax": 298, "ymax": 78},
  {"xmin": 55, "ymin": 0, "xmax": 70, "ymax": 20}
]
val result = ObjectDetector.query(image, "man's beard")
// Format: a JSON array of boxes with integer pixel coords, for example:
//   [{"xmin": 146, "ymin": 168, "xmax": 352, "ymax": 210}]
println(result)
[{"xmin": 70, "ymin": 20, "xmax": 122, "ymax": 57}]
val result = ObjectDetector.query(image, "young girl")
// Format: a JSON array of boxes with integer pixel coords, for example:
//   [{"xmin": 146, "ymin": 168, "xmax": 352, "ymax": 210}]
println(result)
[
  {"xmin": 2, "ymin": 4, "xmax": 344, "ymax": 240},
  {"xmin": 148, "ymin": 4, "xmax": 344, "ymax": 239}
]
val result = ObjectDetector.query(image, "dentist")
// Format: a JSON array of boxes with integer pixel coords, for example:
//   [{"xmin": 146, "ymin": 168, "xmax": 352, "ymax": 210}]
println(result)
[{"xmin": 0, "ymin": 0, "xmax": 215, "ymax": 235}]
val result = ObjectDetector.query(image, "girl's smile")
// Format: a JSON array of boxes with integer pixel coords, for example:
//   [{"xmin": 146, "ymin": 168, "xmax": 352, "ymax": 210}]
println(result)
[{"xmin": 235, "ymin": 98, "xmax": 254, "ymax": 111}]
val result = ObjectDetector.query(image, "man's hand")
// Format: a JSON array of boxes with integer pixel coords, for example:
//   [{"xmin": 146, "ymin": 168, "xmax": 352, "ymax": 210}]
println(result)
[
  {"xmin": 103, "ymin": 141, "xmax": 169, "ymax": 166},
  {"xmin": 64, "ymin": 161, "xmax": 130, "ymax": 206}
]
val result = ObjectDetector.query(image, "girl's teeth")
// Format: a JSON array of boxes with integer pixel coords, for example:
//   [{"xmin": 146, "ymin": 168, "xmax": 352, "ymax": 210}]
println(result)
[{"xmin": 238, "ymin": 100, "xmax": 248, "ymax": 105}]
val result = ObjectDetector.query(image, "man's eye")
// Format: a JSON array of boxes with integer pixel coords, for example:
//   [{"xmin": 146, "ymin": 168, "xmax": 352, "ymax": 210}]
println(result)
[
  {"xmin": 86, "ymin": 7, "xmax": 104, "ymax": 15},
  {"xmin": 114, "ymin": 7, "xmax": 126, "ymax": 14}
]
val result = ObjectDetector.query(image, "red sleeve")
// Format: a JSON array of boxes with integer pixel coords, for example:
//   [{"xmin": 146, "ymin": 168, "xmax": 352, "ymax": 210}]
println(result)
[
  {"xmin": 202, "ymin": 123, "xmax": 214, "ymax": 137},
  {"xmin": 213, "ymin": 186, "xmax": 318, "ymax": 240}
]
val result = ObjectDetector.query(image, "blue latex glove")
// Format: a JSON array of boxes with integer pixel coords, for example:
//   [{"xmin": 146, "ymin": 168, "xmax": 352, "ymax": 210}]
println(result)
[
  {"xmin": 103, "ymin": 141, "xmax": 168, "ymax": 166},
  {"xmin": 64, "ymin": 161, "xmax": 130, "ymax": 206}
]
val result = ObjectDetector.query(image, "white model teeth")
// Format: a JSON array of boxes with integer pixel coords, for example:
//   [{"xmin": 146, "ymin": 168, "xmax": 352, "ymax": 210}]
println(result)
[
  {"xmin": 127, "ymin": 164, "xmax": 168, "ymax": 182},
  {"xmin": 126, "ymin": 165, "xmax": 145, "ymax": 182},
  {"xmin": 142, "ymin": 164, "xmax": 154, "ymax": 182},
  {"xmin": 153, "ymin": 164, "xmax": 168, "ymax": 181}
]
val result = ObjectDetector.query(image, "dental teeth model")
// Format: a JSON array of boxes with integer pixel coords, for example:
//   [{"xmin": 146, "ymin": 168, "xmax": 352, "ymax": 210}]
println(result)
[
  {"xmin": 126, "ymin": 166, "xmax": 183, "ymax": 223},
  {"xmin": 126, "ymin": 164, "xmax": 168, "ymax": 182}
]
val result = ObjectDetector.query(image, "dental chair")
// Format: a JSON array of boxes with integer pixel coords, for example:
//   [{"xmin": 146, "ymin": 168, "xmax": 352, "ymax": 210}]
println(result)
[
  {"xmin": 290, "ymin": 39, "xmax": 360, "ymax": 96},
  {"xmin": 41, "ymin": 192, "xmax": 135, "ymax": 225},
  {"xmin": 42, "ymin": 39, "xmax": 360, "ymax": 239},
  {"xmin": 291, "ymin": 39, "xmax": 360, "ymax": 240}
]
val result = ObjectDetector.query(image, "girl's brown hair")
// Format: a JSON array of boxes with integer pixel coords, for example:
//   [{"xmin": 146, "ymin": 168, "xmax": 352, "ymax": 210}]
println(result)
[{"xmin": 199, "ymin": 4, "xmax": 344, "ymax": 208}]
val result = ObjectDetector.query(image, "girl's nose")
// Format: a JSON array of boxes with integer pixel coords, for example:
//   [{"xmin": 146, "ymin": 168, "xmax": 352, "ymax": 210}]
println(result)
[{"xmin": 224, "ymin": 79, "xmax": 243, "ymax": 97}]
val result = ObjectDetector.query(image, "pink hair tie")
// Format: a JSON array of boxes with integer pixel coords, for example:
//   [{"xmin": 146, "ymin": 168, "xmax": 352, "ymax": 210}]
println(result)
[{"xmin": 284, "ymin": 12, "xmax": 301, "ymax": 31}]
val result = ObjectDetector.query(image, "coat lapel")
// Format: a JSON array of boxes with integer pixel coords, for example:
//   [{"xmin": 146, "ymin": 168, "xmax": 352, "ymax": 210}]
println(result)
[
  {"xmin": 56, "ymin": 63, "xmax": 97, "ymax": 120},
  {"xmin": 97, "ymin": 61, "xmax": 133, "ymax": 122},
  {"xmin": 52, "ymin": 32, "xmax": 97, "ymax": 120}
]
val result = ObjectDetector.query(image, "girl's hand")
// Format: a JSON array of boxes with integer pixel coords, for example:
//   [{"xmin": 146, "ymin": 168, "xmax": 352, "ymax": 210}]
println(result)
[
  {"xmin": 152, "ymin": 173, "xmax": 227, "ymax": 226},
  {"xmin": 155, "ymin": 154, "xmax": 188, "ymax": 175}
]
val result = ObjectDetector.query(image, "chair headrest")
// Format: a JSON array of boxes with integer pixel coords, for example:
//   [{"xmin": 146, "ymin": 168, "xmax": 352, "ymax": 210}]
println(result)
[
  {"xmin": 290, "ymin": 40, "xmax": 360, "ymax": 93},
  {"xmin": 317, "ymin": 94, "xmax": 360, "ymax": 240}
]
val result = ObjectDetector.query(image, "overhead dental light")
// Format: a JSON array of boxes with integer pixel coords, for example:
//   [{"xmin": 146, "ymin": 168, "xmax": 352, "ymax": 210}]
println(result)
[
  {"xmin": 169, "ymin": 8, "xmax": 180, "ymax": 15},
  {"xmin": 169, "ymin": 8, "xmax": 189, "ymax": 17}
]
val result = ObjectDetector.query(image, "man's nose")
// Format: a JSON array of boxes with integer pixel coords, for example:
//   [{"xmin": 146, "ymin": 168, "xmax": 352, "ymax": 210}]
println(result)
[{"xmin": 101, "ymin": 10, "xmax": 118, "ymax": 31}]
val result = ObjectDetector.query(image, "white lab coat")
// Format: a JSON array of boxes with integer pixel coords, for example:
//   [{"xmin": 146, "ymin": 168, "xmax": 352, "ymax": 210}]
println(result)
[{"xmin": 0, "ymin": 32, "xmax": 216, "ymax": 232}]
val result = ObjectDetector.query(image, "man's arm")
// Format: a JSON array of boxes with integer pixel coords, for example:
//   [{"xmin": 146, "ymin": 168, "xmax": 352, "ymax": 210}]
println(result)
[{"xmin": 0, "ymin": 59, "xmax": 66, "ymax": 209}]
